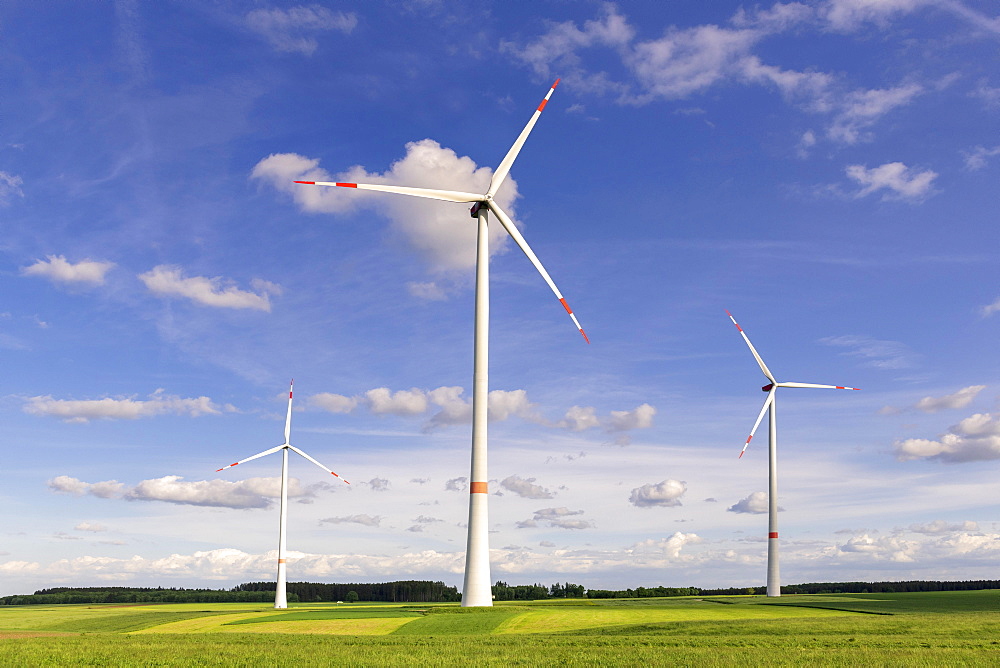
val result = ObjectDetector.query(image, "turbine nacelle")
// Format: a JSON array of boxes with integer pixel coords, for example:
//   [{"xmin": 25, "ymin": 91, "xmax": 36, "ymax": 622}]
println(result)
[{"xmin": 761, "ymin": 383, "xmax": 774, "ymax": 392}]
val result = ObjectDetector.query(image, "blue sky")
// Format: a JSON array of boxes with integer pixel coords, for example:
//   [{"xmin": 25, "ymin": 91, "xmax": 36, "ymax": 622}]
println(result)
[{"xmin": 2, "ymin": 0, "xmax": 999, "ymax": 595}]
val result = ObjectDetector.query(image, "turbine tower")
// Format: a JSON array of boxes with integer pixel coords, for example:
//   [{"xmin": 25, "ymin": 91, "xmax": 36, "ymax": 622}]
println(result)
[
  {"xmin": 217, "ymin": 380, "xmax": 349, "ymax": 609},
  {"xmin": 726, "ymin": 311, "xmax": 858, "ymax": 597},
  {"xmin": 294, "ymin": 80, "xmax": 586, "ymax": 606}
]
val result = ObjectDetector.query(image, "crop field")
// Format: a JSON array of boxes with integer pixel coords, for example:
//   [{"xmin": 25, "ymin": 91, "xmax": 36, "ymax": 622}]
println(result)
[{"xmin": 1, "ymin": 590, "xmax": 998, "ymax": 666}]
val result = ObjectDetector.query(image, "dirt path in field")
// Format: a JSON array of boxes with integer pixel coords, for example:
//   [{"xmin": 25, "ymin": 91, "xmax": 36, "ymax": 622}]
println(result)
[{"xmin": 0, "ymin": 631, "xmax": 77, "ymax": 639}]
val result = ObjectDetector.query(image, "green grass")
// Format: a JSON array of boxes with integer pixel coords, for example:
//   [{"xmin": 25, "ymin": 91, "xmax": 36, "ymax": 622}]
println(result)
[{"xmin": 0, "ymin": 591, "xmax": 998, "ymax": 666}]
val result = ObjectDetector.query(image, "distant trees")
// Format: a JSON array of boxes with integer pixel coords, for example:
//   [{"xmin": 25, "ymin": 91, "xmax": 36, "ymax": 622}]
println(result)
[
  {"xmin": 0, "ymin": 580, "xmax": 459, "ymax": 606},
  {"xmin": 586, "ymin": 586, "xmax": 700, "ymax": 599}
]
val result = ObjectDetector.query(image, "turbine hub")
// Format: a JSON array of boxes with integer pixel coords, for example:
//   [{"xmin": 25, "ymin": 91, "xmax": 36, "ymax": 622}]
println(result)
[{"xmin": 761, "ymin": 383, "xmax": 774, "ymax": 392}]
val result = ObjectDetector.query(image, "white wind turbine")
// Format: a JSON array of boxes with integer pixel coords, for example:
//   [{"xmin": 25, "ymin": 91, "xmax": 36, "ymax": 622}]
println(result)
[
  {"xmin": 294, "ymin": 80, "xmax": 586, "ymax": 607},
  {"xmin": 726, "ymin": 311, "xmax": 859, "ymax": 597},
  {"xmin": 216, "ymin": 380, "xmax": 349, "ymax": 609}
]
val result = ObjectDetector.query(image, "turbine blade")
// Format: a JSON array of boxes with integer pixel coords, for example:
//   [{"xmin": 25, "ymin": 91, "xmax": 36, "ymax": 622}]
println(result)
[
  {"xmin": 778, "ymin": 382, "xmax": 860, "ymax": 390},
  {"xmin": 486, "ymin": 79, "xmax": 560, "ymax": 198},
  {"xmin": 283, "ymin": 380, "xmax": 294, "ymax": 445},
  {"xmin": 216, "ymin": 445, "xmax": 285, "ymax": 472},
  {"xmin": 740, "ymin": 389, "xmax": 775, "ymax": 458},
  {"xmin": 486, "ymin": 200, "xmax": 588, "ymax": 343},
  {"xmin": 726, "ymin": 310, "xmax": 776, "ymax": 383},
  {"xmin": 293, "ymin": 181, "xmax": 482, "ymax": 204},
  {"xmin": 287, "ymin": 445, "xmax": 350, "ymax": 484}
]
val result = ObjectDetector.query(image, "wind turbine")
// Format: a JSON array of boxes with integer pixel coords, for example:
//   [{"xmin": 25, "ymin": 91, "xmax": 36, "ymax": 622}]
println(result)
[
  {"xmin": 294, "ymin": 80, "xmax": 586, "ymax": 607},
  {"xmin": 726, "ymin": 311, "xmax": 858, "ymax": 597},
  {"xmin": 217, "ymin": 380, "xmax": 349, "ymax": 609}
]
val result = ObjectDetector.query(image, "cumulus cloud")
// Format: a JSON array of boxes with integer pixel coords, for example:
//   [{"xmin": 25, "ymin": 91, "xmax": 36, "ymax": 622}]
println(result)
[
  {"xmin": 727, "ymin": 491, "xmax": 772, "ymax": 514},
  {"xmin": 838, "ymin": 532, "xmax": 916, "ymax": 562},
  {"xmin": 625, "ymin": 532, "xmax": 703, "ymax": 559},
  {"xmin": 0, "ymin": 170, "xmax": 24, "ymax": 204},
  {"xmin": 844, "ymin": 162, "xmax": 937, "ymax": 201},
  {"xmin": 139, "ymin": 265, "xmax": 280, "ymax": 311},
  {"xmin": 21, "ymin": 255, "xmax": 115, "ymax": 286},
  {"xmin": 444, "ymin": 477, "xmax": 468, "ymax": 492},
  {"xmin": 308, "ymin": 392, "xmax": 358, "ymax": 414},
  {"xmin": 367, "ymin": 478, "xmax": 390, "ymax": 492},
  {"xmin": 48, "ymin": 475, "xmax": 316, "ymax": 509},
  {"xmin": 251, "ymin": 140, "xmax": 520, "ymax": 276},
  {"xmin": 606, "ymin": 403, "xmax": 656, "ymax": 445},
  {"xmin": 246, "ymin": 5, "xmax": 357, "ymax": 55},
  {"xmin": 24, "ymin": 390, "xmax": 223, "ymax": 423},
  {"xmin": 915, "ymin": 386, "xmax": 986, "ymax": 413},
  {"xmin": 320, "ymin": 514, "xmax": 381, "ymax": 527},
  {"xmin": 500, "ymin": 475, "xmax": 555, "ymax": 500},
  {"xmin": 629, "ymin": 480, "xmax": 686, "ymax": 508},
  {"xmin": 364, "ymin": 388, "xmax": 428, "ymax": 416},
  {"xmin": 821, "ymin": 334, "xmax": 916, "ymax": 370},
  {"xmin": 895, "ymin": 412, "xmax": 1000, "ymax": 463},
  {"xmin": 558, "ymin": 405, "xmax": 601, "ymax": 431},
  {"xmin": 829, "ymin": 84, "xmax": 924, "ymax": 144}
]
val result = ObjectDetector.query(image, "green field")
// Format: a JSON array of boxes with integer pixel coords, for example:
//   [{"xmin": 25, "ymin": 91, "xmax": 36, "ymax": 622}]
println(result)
[{"xmin": 1, "ymin": 591, "xmax": 998, "ymax": 666}]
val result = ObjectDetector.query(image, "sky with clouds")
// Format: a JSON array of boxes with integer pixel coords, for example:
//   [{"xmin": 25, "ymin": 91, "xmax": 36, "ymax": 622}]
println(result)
[{"xmin": 2, "ymin": 0, "xmax": 999, "ymax": 595}]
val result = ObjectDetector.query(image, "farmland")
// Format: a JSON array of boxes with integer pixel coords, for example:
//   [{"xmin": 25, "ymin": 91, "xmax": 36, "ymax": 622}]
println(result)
[{"xmin": 1, "ymin": 590, "xmax": 998, "ymax": 666}]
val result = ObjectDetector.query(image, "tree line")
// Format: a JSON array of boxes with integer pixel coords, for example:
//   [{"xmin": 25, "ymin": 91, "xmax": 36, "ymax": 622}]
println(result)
[
  {"xmin": 4, "ymin": 579, "xmax": 999, "ymax": 605},
  {"xmin": 0, "ymin": 580, "xmax": 459, "ymax": 606}
]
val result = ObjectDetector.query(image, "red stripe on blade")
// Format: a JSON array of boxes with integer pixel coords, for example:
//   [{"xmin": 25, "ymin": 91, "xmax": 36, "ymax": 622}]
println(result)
[
  {"xmin": 537, "ymin": 99, "xmax": 548, "ymax": 112},
  {"xmin": 552, "ymin": 78, "xmax": 560, "ymax": 88},
  {"xmin": 293, "ymin": 181, "xmax": 315, "ymax": 184},
  {"xmin": 336, "ymin": 183, "xmax": 357, "ymax": 188},
  {"xmin": 559, "ymin": 297, "xmax": 572, "ymax": 314},
  {"xmin": 580, "ymin": 329, "xmax": 590, "ymax": 344}
]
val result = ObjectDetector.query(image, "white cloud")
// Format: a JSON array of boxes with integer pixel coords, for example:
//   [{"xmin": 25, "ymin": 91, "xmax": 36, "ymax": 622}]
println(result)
[
  {"xmin": 366, "ymin": 478, "xmax": 390, "ymax": 492},
  {"xmin": 629, "ymin": 480, "xmax": 687, "ymax": 508},
  {"xmin": 727, "ymin": 491, "xmax": 771, "ymax": 514},
  {"xmin": 48, "ymin": 475, "xmax": 314, "ymax": 509},
  {"xmin": 908, "ymin": 520, "xmax": 979, "ymax": 535},
  {"xmin": 895, "ymin": 412, "xmax": 1000, "ymax": 463},
  {"xmin": 522, "ymin": 507, "xmax": 593, "ymax": 530},
  {"xmin": 844, "ymin": 161, "xmax": 937, "ymax": 201},
  {"xmin": 608, "ymin": 403, "xmax": 656, "ymax": 431},
  {"xmin": 21, "ymin": 255, "xmax": 115, "ymax": 286},
  {"xmin": 139, "ymin": 265, "xmax": 280, "ymax": 311},
  {"xmin": 828, "ymin": 84, "xmax": 923, "ymax": 144},
  {"xmin": 24, "ymin": 390, "xmax": 222, "ymax": 423},
  {"xmin": 982, "ymin": 297, "xmax": 1000, "ymax": 317},
  {"xmin": 915, "ymin": 385, "xmax": 986, "ymax": 413},
  {"xmin": 251, "ymin": 139, "xmax": 520, "ymax": 276},
  {"xmin": 320, "ymin": 514, "xmax": 382, "ymax": 527},
  {"xmin": 0, "ymin": 170, "xmax": 23, "ymax": 204},
  {"xmin": 74, "ymin": 522, "xmax": 107, "ymax": 533},
  {"xmin": 558, "ymin": 405, "xmax": 601, "ymax": 431},
  {"xmin": 838, "ymin": 532, "xmax": 917, "ymax": 562},
  {"xmin": 246, "ymin": 5, "xmax": 357, "ymax": 55},
  {"xmin": 444, "ymin": 477, "xmax": 468, "ymax": 492},
  {"xmin": 963, "ymin": 144, "xmax": 1000, "ymax": 171},
  {"xmin": 820, "ymin": 334, "xmax": 916, "ymax": 369},
  {"xmin": 365, "ymin": 388, "xmax": 428, "ymax": 416},
  {"xmin": 500, "ymin": 475, "xmax": 555, "ymax": 500},
  {"xmin": 822, "ymin": 0, "xmax": 929, "ymax": 32},
  {"xmin": 308, "ymin": 392, "xmax": 358, "ymax": 414}
]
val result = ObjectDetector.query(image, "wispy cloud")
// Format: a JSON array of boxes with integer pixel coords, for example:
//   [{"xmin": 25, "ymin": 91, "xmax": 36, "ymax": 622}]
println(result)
[
  {"xmin": 139, "ymin": 265, "xmax": 281, "ymax": 311},
  {"xmin": 246, "ymin": 5, "xmax": 357, "ymax": 55},
  {"xmin": 24, "ymin": 390, "xmax": 225, "ymax": 423},
  {"xmin": 320, "ymin": 514, "xmax": 382, "ymax": 527},
  {"xmin": 821, "ymin": 334, "xmax": 917, "ymax": 370},
  {"xmin": 48, "ymin": 474, "xmax": 318, "ymax": 509},
  {"xmin": 963, "ymin": 144, "xmax": 1000, "ymax": 171},
  {"xmin": 0, "ymin": 171, "xmax": 24, "ymax": 204}
]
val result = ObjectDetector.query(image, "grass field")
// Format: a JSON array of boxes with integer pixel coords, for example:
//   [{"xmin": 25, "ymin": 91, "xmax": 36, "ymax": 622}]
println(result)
[{"xmin": 1, "ymin": 591, "xmax": 998, "ymax": 666}]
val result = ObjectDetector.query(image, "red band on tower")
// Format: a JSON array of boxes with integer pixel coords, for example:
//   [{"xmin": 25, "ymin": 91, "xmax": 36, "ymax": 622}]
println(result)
[
  {"xmin": 768, "ymin": 532, "xmax": 778, "ymax": 539},
  {"xmin": 470, "ymin": 482, "xmax": 488, "ymax": 494}
]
